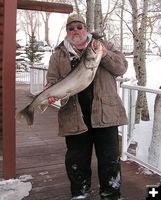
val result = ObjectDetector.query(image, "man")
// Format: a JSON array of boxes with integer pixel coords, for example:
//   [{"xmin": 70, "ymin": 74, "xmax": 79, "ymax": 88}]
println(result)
[{"xmin": 46, "ymin": 13, "xmax": 128, "ymax": 200}]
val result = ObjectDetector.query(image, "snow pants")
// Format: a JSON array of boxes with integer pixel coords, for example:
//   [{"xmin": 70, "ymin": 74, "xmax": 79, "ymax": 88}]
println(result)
[{"xmin": 65, "ymin": 126, "xmax": 121, "ymax": 198}]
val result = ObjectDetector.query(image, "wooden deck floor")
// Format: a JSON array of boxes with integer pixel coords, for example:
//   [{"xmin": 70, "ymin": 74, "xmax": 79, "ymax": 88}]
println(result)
[{"xmin": 2, "ymin": 84, "xmax": 161, "ymax": 200}]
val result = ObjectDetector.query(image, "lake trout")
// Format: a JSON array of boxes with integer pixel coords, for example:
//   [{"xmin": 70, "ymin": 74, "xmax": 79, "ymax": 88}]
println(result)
[{"xmin": 16, "ymin": 40, "xmax": 103, "ymax": 126}]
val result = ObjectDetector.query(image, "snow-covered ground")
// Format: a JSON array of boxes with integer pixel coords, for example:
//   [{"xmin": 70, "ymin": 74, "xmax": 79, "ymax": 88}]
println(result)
[{"xmin": 124, "ymin": 55, "xmax": 161, "ymax": 171}]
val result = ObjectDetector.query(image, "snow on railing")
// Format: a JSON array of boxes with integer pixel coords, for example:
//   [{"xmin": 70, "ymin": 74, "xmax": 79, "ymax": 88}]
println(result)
[{"xmin": 121, "ymin": 81, "xmax": 161, "ymax": 176}]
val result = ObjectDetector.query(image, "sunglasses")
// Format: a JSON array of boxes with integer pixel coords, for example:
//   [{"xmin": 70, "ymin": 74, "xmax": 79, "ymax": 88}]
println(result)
[{"xmin": 67, "ymin": 24, "xmax": 84, "ymax": 31}]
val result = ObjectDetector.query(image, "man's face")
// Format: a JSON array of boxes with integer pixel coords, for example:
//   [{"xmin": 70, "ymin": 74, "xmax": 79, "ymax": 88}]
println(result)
[{"xmin": 66, "ymin": 22, "xmax": 88, "ymax": 47}]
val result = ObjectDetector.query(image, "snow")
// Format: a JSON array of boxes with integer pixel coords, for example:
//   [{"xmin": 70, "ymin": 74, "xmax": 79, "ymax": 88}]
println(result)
[
  {"xmin": 125, "ymin": 55, "xmax": 161, "ymax": 89},
  {"xmin": 124, "ymin": 55, "xmax": 161, "ymax": 172},
  {"xmin": 136, "ymin": 166, "xmax": 154, "ymax": 176},
  {"xmin": 0, "ymin": 175, "xmax": 33, "ymax": 200}
]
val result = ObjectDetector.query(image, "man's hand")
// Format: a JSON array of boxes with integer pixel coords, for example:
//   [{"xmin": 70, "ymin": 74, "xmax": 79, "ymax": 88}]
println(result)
[
  {"xmin": 43, "ymin": 84, "xmax": 59, "ymax": 104},
  {"xmin": 48, "ymin": 97, "xmax": 59, "ymax": 104},
  {"xmin": 101, "ymin": 43, "xmax": 108, "ymax": 58}
]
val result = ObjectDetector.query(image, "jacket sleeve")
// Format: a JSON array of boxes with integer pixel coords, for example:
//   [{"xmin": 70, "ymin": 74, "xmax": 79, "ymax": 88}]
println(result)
[
  {"xmin": 46, "ymin": 51, "xmax": 60, "ymax": 86},
  {"xmin": 100, "ymin": 42, "xmax": 128, "ymax": 77}
]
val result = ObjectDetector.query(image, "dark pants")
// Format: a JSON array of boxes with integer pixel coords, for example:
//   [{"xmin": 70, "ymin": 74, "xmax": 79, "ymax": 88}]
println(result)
[{"xmin": 65, "ymin": 126, "xmax": 121, "ymax": 198}]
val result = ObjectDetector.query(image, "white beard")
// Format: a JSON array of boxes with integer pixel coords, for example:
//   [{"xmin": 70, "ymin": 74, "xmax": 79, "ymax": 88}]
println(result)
[{"xmin": 68, "ymin": 33, "xmax": 88, "ymax": 46}]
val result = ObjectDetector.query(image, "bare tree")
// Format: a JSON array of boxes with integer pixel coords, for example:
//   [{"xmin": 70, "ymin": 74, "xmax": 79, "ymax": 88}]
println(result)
[
  {"xmin": 148, "ymin": 88, "xmax": 161, "ymax": 168},
  {"xmin": 18, "ymin": 10, "xmax": 39, "ymax": 43},
  {"xmin": 86, "ymin": 0, "xmax": 95, "ymax": 32},
  {"xmin": 73, "ymin": 0, "xmax": 80, "ymax": 14},
  {"xmin": 39, "ymin": 0, "xmax": 60, "ymax": 45},
  {"xmin": 147, "ymin": 0, "xmax": 161, "ymax": 169},
  {"xmin": 73, "ymin": 0, "xmax": 121, "ymax": 43},
  {"xmin": 40, "ymin": 12, "xmax": 51, "ymax": 45},
  {"xmin": 120, "ymin": 0, "xmax": 125, "ymax": 53},
  {"xmin": 129, "ymin": 0, "xmax": 150, "ymax": 123},
  {"xmin": 149, "ymin": 0, "xmax": 161, "ymax": 12},
  {"xmin": 147, "ymin": 0, "xmax": 161, "ymax": 55},
  {"xmin": 94, "ymin": 0, "xmax": 103, "ymax": 34}
]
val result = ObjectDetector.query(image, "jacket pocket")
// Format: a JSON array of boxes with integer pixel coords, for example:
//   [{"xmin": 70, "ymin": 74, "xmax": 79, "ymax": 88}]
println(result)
[
  {"xmin": 101, "ymin": 95, "xmax": 120, "ymax": 124},
  {"xmin": 58, "ymin": 100, "xmax": 78, "ymax": 134}
]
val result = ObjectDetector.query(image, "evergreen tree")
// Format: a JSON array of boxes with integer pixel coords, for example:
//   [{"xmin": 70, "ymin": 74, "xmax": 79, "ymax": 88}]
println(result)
[
  {"xmin": 26, "ymin": 32, "xmax": 43, "ymax": 65},
  {"xmin": 16, "ymin": 41, "xmax": 23, "ymax": 61},
  {"xmin": 16, "ymin": 40, "xmax": 29, "ymax": 72}
]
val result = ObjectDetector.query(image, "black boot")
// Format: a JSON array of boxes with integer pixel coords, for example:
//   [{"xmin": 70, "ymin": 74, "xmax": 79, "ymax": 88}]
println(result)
[
  {"xmin": 100, "ymin": 191, "xmax": 121, "ymax": 200},
  {"xmin": 101, "ymin": 194, "xmax": 123, "ymax": 200}
]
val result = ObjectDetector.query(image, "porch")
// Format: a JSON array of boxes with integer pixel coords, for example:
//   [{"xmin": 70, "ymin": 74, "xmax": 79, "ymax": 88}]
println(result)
[{"xmin": 7, "ymin": 83, "xmax": 160, "ymax": 200}]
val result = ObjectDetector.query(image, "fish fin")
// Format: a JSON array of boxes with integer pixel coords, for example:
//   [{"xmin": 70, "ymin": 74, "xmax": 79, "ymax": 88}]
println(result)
[
  {"xmin": 51, "ymin": 103, "xmax": 61, "ymax": 109},
  {"xmin": 61, "ymin": 98, "xmax": 69, "ymax": 107},
  {"xmin": 16, "ymin": 105, "xmax": 34, "ymax": 126},
  {"xmin": 61, "ymin": 93, "xmax": 70, "ymax": 107},
  {"xmin": 38, "ymin": 104, "xmax": 48, "ymax": 112}
]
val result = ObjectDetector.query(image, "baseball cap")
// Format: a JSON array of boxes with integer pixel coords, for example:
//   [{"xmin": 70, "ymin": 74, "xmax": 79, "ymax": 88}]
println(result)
[{"xmin": 66, "ymin": 14, "xmax": 86, "ymax": 25}]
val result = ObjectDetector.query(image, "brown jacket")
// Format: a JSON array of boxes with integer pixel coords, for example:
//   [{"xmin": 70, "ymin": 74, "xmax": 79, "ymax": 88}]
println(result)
[{"xmin": 46, "ymin": 39, "xmax": 128, "ymax": 137}]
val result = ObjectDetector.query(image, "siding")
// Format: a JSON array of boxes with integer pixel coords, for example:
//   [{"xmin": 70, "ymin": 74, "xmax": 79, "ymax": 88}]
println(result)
[{"xmin": 0, "ymin": 0, "xmax": 4, "ymax": 140}]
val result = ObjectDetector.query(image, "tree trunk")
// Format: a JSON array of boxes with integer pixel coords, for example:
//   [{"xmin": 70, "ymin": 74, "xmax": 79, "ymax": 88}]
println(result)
[
  {"xmin": 120, "ymin": 0, "xmax": 125, "ymax": 53},
  {"xmin": 94, "ymin": 0, "xmax": 103, "ymax": 34},
  {"xmin": 148, "ymin": 90, "xmax": 161, "ymax": 167},
  {"xmin": 129, "ymin": 0, "xmax": 150, "ymax": 123},
  {"xmin": 86, "ymin": 0, "xmax": 94, "ymax": 32},
  {"xmin": 41, "ymin": 12, "xmax": 50, "ymax": 45},
  {"xmin": 74, "ymin": 0, "xmax": 80, "ymax": 14},
  {"xmin": 45, "ymin": 13, "xmax": 50, "ymax": 45}
]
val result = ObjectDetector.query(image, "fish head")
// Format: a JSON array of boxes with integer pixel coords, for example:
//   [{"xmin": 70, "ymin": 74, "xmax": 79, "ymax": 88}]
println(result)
[
  {"xmin": 83, "ymin": 41, "xmax": 103, "ymax": 70},
  {"xmin": 85, "ymin": 40, "xmax": 102, "ymax": 61}
]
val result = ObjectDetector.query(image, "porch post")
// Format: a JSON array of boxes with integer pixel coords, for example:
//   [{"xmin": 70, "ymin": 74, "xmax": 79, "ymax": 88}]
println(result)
[{"xmin": 2, "ymin": 0, "xmax": 17, "ymax": 179}]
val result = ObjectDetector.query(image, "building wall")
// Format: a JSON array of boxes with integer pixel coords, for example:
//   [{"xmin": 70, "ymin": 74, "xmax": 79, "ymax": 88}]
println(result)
[
  {"xmin": 1, "ymin": 0, "xmax": 72, "ymax": 179},
  {"xmin": 1, "ymin": 0, "xmax": 17, "ymax": 179},
  {"xmin": 0, "ymin": 1, "xmax": 4, "ymax": 141}
]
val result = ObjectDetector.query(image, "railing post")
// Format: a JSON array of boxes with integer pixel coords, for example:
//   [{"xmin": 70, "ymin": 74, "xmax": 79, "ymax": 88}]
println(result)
[
  {"xmin": 121, "ymin": 125, "xmax": 128, "ymax": 161},
  {"xmin": 120, "ymin": 86, "xmax": 128, "ymax": 161}
]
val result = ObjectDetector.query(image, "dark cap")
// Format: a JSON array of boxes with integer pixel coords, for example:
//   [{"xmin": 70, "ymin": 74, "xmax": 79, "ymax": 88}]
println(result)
[{"xmin": 66, "ymin": 14, "xmax": 86, "ymax": 25}]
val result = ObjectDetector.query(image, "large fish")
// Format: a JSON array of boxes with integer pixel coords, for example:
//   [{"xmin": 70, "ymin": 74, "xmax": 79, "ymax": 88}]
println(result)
[{"xmin": 16, "ymin": 40, "xmax": 103, "ymax": 126}]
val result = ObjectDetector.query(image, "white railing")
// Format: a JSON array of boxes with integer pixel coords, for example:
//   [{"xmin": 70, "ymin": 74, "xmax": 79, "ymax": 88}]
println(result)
[
  {"xmin": 16, "ymin": 65, "xmax": 48, "ymax": 95},
  {"xmin": 30, "ymin": 65, "xmax": 47, "ymax": 95},
  {"xmin": 16, "ymin": 71, "xmax": 30, "ymax": 83},
  {"xmin": 120, "ymin": 81, "xmax": 161, "ymax": 176}
]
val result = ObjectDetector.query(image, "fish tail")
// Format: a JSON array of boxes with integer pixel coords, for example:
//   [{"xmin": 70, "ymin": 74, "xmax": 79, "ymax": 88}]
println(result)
[{"xmin": 16, "ymin": 105, "xmax": 34, "ymax": 126}]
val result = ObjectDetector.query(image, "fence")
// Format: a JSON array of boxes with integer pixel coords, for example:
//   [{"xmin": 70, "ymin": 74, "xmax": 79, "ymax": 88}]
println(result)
[
  {"xmin": 16, "ymin": 65, "xmax": 48, "ymax": 94},
  {"xmin": 30, "ymin": 65, "xmax": 47, "ymax": 95},
  {"xmin": 16, "ymin": 71, "xmax": 30, "ymax": 84},
  {"xmin": 121, "ymin": 82, "xmax": 161, "ymax": 176}
]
